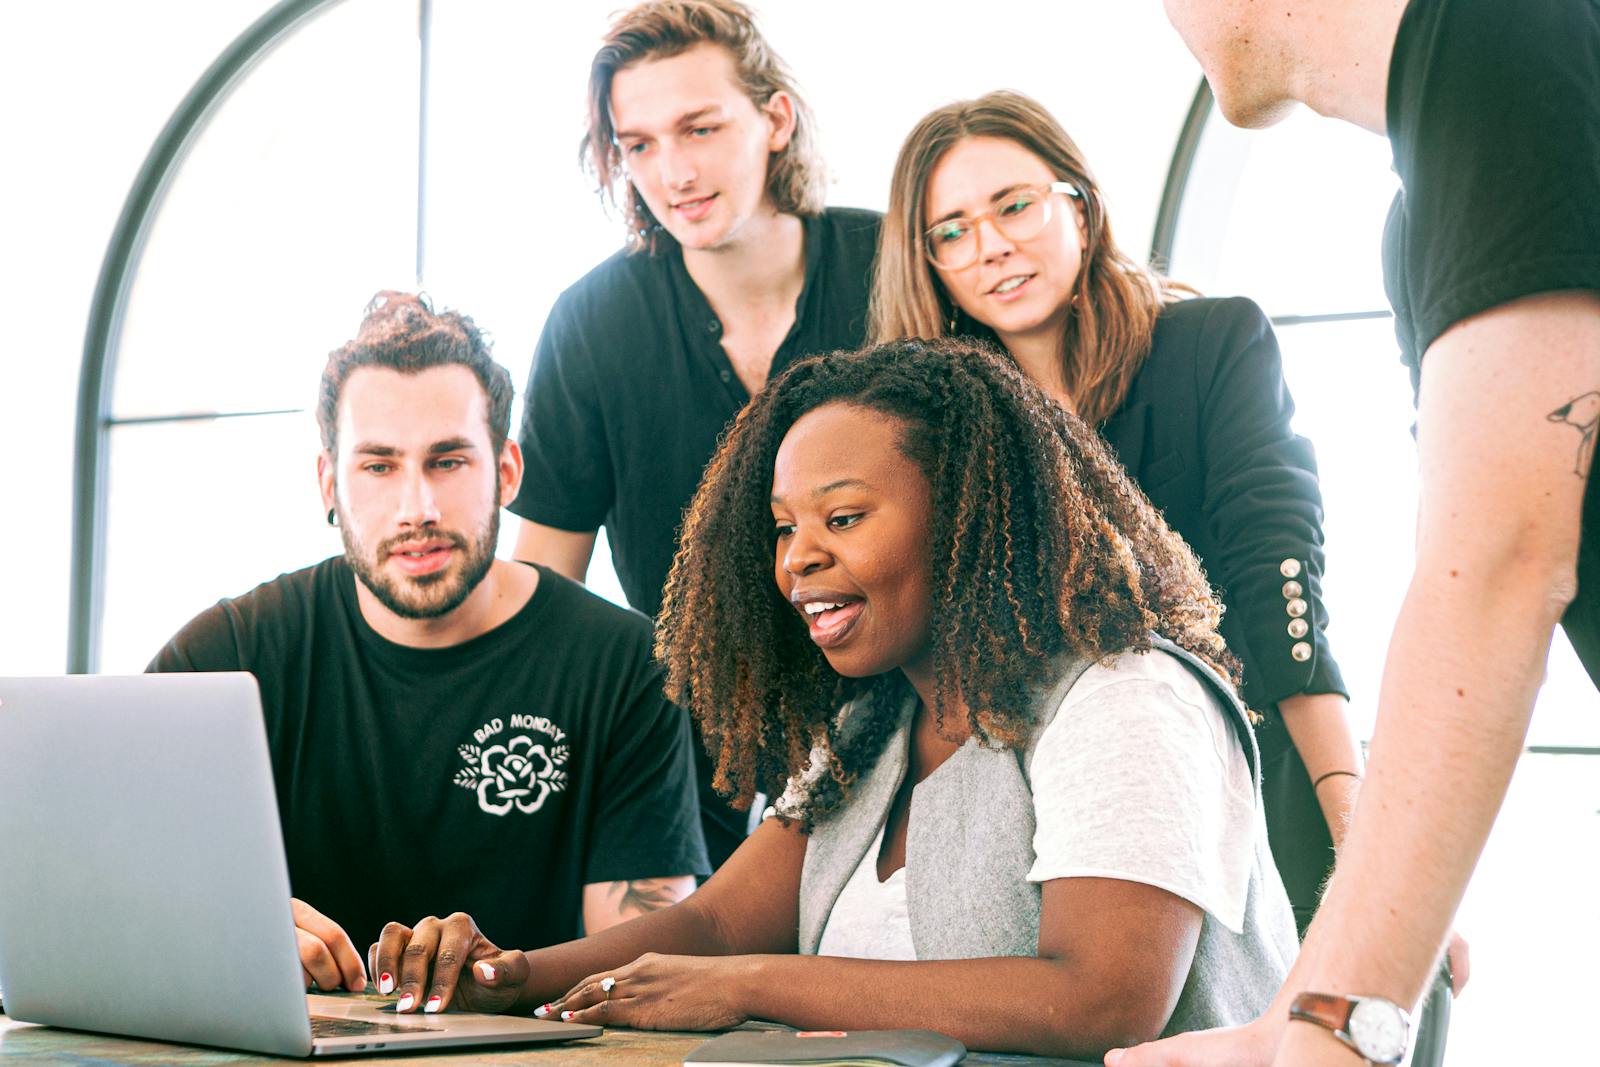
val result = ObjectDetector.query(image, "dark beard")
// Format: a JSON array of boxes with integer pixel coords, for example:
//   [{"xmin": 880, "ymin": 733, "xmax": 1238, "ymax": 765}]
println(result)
[{"xmin": 341, "ymin": 506, "xmax": 500, "ymax": 621}]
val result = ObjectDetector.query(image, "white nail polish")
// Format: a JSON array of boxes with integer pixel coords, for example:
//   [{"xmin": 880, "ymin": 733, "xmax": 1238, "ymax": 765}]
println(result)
[
  {"xmin": 396, "ymin": 993, "xmax": 415, "ymax": 1012},
  {"xmin": 424, "ymin": 996, "xmax": 442, "ymax": 1014},
  {"xmin": 477, "ymin": 962, "xmax": 496, "ymax": 982},
  {"xmin": 561, "ymin": 1010, "xmax": 575, "ymax": 1022},
  {"xmin": 378, "ymin": 974, "xmax": 395, "ymax": 996},
  {"xmin": 533, "ymin": 1003, "xmax": 551, "ymax": 1018}
]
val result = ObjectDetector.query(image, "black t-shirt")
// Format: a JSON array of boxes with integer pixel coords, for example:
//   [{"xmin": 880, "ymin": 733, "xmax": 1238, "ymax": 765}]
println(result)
[
  {"xmin": 1383, "ymin": 0, "xmax": 1600, "ymax": 681},
  {"xmin": 510, "ymin": 207, "xmax": 882, "ymax": 620},
  {"xmin": 148, "ymin": 560, "xmax": 709, "ymax": 951},
  {"xmin": 511, "ymin": 207, "xmax": 881, "ymax": 867}
]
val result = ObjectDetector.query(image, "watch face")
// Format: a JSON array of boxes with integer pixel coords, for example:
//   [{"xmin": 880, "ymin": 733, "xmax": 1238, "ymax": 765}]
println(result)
[{"xmin": 1348, "ymin": 997, "xmax": 1409, "ymax": 1064}]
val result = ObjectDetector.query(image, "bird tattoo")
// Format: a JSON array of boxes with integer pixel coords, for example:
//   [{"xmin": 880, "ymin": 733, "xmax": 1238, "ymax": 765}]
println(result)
[{"xmin": 1547, "ymin": 391, "xmax": 1600, "ymax": 477}]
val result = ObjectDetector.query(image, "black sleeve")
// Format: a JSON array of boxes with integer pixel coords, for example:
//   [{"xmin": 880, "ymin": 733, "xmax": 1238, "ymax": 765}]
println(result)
[
  {"xmin": 582, "ymin": 665, "xmax": 711, "ymax": 885},
  {"xmin": 146, "ymin": 601, "xmax": 246, "ymax": 674},
  {"xmin": 507, "ymin": 293, "xmax": 617, "ymax": 532},
  {"xmin": 1394, "ymin": 0, "xmax": 1600, "ymax": 359},
  {"xmin": 1195, "ymin": 298, "xmax": 1347, "ymax": 706}
]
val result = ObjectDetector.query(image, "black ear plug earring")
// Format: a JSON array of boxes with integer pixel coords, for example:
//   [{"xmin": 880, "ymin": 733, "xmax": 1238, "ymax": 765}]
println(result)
[{"xmin": 327, "ymin": 508, "xmax": 338, "ymax": 528}]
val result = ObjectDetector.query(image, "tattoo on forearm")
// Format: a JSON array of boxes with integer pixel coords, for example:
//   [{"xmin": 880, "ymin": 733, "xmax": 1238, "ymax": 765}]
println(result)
[
  {"xmin": 1546, "ymin": 391, "xmax": 1600, "ymax": 477},
  {"xmin": 606, "ymin": 877, "xmax": 687, "ymax": 918}
]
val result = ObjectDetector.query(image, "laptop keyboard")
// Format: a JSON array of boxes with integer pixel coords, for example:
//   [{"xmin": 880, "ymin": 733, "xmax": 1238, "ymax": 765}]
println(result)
[{"xmin": 311, "ymin": 1015, "xmax": 441, "ymax": 1037}]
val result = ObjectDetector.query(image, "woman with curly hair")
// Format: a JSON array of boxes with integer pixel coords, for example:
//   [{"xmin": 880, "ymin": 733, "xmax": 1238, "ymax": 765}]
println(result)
[
  {"xmin": 370, "ymin": 338, "xmax": 1297, "ymax": 1058},
  {"xmin": 873, "ymin": 90, "xmax": 1362, "ymax": 932}
]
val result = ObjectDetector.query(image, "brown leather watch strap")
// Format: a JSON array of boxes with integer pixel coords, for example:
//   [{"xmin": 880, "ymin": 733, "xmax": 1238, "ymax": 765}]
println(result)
[{"xmin": 1290, "ymin": 992, "xmax": 1355, "ymax": 1035}]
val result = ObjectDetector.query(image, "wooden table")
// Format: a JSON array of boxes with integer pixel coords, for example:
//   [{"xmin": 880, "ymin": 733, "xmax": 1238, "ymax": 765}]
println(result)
[{"xmin": 0, "ymin": 1009, "xmax": 1096, "ymax": 1066}]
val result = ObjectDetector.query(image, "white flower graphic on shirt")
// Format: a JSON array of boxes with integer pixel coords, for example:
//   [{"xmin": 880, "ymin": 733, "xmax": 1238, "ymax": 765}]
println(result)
[{"xmin": 453, "ymin": 734, "xmax": 569, "ymax": 816}]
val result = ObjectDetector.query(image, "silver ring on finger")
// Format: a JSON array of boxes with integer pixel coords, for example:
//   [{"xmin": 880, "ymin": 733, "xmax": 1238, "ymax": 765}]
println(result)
[{"xmin": 600, "ymin": 976, "xmax": 616, "ymax": 999}]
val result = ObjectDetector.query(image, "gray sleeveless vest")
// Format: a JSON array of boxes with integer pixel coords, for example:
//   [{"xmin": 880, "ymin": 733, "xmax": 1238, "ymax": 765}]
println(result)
[{"xmin": 796, "ymin": 636, "xmax": 1299, "ymax": 1036}]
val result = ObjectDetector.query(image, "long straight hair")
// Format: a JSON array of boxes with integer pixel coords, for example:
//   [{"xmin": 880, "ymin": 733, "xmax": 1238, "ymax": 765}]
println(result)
[{"xmin": 869, "ymin": 91, "xmax": 1191, "ymax": 426}]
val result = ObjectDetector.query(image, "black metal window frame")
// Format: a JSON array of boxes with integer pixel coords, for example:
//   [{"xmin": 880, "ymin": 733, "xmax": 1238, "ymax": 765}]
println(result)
[{"xmin": 1150, "ymin": 79, "xmax": 1393, "ymax": 328}]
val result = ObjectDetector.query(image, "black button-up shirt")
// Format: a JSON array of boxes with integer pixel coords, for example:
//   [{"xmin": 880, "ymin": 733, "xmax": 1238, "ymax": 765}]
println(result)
[{"xmin": 511, "ymin": 207, "xmax": 881, "ymax": 620}]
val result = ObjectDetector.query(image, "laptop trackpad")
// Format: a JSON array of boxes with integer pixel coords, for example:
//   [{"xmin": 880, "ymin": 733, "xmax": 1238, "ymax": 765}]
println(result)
[{"xmin": 308, "ymin": 995, "xmax": 445, "ymax": 1027}]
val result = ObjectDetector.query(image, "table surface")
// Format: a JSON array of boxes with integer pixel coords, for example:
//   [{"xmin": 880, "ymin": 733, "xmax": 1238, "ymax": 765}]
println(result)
[{"xmin": 0, "ymin": 1006, "xmax": 1097, "ymax": 1066}]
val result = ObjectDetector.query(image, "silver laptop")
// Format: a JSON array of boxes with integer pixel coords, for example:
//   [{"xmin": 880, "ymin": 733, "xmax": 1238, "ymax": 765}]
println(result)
[{"xmin": 0, "ymin": 672, "xmax": 602, "ymax": 1057}]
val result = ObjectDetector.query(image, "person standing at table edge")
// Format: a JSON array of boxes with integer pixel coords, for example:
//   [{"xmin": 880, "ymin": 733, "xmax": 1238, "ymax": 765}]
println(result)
[
  {"xmin": 1112, "ymin": 1, "xmax": 1600, "ymax": 1066},
  {"xmin": 508, "ymin": 0, "xmax": 880, "ymax": 868},
  {"xmin": 150, "ymin": 292, "xmax": 709, "ymax": 1000}
]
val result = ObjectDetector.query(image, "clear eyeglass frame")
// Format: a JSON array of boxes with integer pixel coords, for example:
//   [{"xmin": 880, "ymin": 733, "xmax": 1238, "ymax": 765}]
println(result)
[{"xmin": 922, "ymin": 180, "xmax": 1082, "ymax": 270}]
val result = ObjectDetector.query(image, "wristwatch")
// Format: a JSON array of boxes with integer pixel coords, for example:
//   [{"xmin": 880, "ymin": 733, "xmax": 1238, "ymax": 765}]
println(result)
[{"xmin": 1289, "ymin": 992, "xmax": 1411, "ymax": 1065}]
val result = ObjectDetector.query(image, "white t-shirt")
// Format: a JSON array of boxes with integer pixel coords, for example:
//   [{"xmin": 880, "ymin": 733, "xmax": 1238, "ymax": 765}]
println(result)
[
  {"xmin": 816, "ymin": 823, "xmax": 917, "ymax": 960},
  {"xmin": 813, "ymin": 648, "xmax": 1256, "ymax": 958},
  {"xmin": 1026, "ymin": 648, "xmax": 1256, "ymax": 933}
]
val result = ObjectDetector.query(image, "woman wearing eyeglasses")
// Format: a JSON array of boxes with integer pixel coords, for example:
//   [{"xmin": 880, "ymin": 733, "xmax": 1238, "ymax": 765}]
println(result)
[{"xmin": 871, "ymin": 90, "xmax": 1358, "ymax": 935}]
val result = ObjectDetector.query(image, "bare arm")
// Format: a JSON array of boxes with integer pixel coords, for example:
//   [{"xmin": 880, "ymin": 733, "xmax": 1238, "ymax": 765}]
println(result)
[
  {"xmin": 512, "ymin": 520, "xmax": 596, "ymax": 584},
  {"xmin": 750, "ymin": 877, "xmax": 1201, "ymax": 1058},
  {"xmin": 1275, "ymin": 692, "xmax": 1363, "ymax": 848},
  {"xmin": 509, "ymin": 817, "xmax": 805, "ymax": 1002},
  {"xmin": 580, "ymin": 876, "xmax": 697, "ymax": 933},
  {"xmin": 1268, "ymin": 291, "xmax": 1600, "ymax": 1063},
  {"xmin": 370, "ymin": 816, "xmax": 808, "ymax": 1014},
  {"xmin": 551, "ymin": 874, "xmax": 1202, "ymax": 1059},
  {"xmin": 381, "ymin": 812, "xmax": 1204, "ymax": 1055},
  {"xmin": 1107, "ymin": 291, "xmax": 1600, "ymax": 1067}
]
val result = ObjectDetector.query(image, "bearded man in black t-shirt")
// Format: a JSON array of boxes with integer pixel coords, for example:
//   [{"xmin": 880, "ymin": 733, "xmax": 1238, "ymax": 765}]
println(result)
[
  {"xmin": 150, "ymin": 292, "xmax": 708, "ymax": 1010},
  {"xmin": 1112, "ymin": 3, "xmax": 1600, "ymax": 1067}
]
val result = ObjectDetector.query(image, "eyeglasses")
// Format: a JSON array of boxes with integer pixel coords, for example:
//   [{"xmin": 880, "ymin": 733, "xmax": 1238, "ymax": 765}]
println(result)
[{"xmin": 922, "ymin": 181, "xmax": 1082, "ymax": 270}]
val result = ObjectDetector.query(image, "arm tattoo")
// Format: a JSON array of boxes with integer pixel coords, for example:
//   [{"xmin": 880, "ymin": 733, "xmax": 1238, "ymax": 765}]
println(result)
[
  {"xmin": 1547, "ymin": 391, "xmax": 1600, "ymax": 477},
  {"xmin": 606, "ymin": 877, "xmax": 688, "ymax": 919}
]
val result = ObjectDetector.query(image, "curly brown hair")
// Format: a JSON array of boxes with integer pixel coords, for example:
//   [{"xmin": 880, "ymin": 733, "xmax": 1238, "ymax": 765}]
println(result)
[
  {"xmin": 655, "ymin": 336, "xmax": 1239, "ymax": 822},
  {"xmin": 317, "ymin": 291, "xmax": 511, "ymax": 457}
]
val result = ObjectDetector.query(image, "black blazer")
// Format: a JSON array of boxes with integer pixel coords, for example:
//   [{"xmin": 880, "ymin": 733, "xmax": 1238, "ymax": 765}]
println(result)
[
  {"xmin": 1099, "ymin": 297, "xmax": 1347, "ymax": 746},
  {"xmin": 1101, "ymin": 297, "xmax": 1348, "ymax": 931},
  {"xmin": 953, "ymin": 294, "xmax": 1346, "ymax": 929}
]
